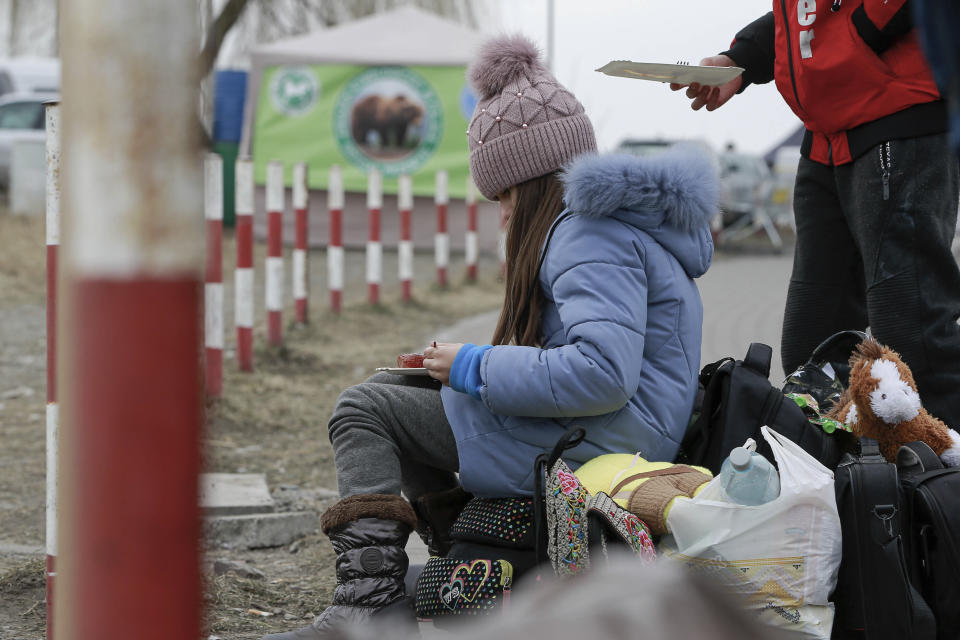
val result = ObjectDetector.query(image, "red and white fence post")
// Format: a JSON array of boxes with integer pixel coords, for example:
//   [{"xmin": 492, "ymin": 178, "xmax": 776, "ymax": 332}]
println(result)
[
  {"xmin": 366, "ymin": 168, "xmax": 382, "ymax": 304},
  {"xmin": 328, "ymin": 165, "xmax": 344, "ymax": 313},
  {"xmin": 204, "ymin": 152, "xmax": 223, "ymax": 397},
  {"xmin": 58, "ymin": 2, "xmax": 204, "ymax": 636},
  {"xmin": 435, "ymin": 170, "xmax": 449, "ymax": 287},
  {"xmin": 266, "ymin": 160, "xmax": 284, "ymax": 346},
  {"xmin": 234, "ymin": 157, "xmax": 254, "ymax": 371},
  {"xmin": 293, "ymin": 162, "xmax": 309, "ymax": 324},
  {"xmin": 465, "ymin": 176, "xmax": 478, "ymax": 282},
  {"xmin": 44, "ymin": 99, "xmax": 60, "ymax": 640},
  {"xmin": 398, "ymin": 174, "xmax": 414, "ymax": 302}
]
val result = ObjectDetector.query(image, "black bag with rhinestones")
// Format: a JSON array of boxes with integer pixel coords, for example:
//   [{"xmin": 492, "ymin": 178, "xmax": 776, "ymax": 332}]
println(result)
[{"xmin": 413, "ymin": 496, "xmax": 536, "ymax": 623}]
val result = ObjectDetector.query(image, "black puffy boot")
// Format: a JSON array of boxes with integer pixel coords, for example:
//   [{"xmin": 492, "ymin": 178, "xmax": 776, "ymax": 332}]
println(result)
[{"xmin": 261, "ymin": 494, "xmax": 418, "ymax": 640}]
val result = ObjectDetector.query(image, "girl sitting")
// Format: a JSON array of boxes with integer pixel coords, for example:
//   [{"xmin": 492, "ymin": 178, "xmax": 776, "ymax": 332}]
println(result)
[{"xmin": 264, "ymin": 33, "xmax": 718, "ymax": 640}]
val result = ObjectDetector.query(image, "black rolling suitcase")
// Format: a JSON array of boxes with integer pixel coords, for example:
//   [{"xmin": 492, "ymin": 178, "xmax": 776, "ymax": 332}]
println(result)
[
  {"xmin": 897, "ymin": 441, "xmax": 960, "ymax": 640},
  {"xmin": 831, "ymin": 438, "xmax": 936, "ymax": 639}
]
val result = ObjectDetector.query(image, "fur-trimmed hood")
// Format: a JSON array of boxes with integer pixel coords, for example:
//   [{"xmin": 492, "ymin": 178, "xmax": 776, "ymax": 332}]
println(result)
[{"xmin": 562, "ymin": 147, "xmax": 718, "ymax": 277}]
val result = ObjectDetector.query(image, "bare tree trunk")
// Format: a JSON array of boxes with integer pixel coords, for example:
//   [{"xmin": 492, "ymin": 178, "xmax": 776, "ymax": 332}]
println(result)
[
  {"xmin": 199, "ymin": 0, "xmax": 253, "ymax": 77},
  {"xmin": 200, "ymin": 0, "xmax": 215, "ymax": 137},
  {"xmin": 53, "ymin": 0, "xmax": 60, "ymax": 56},
  {"xmin": 9, "ymin": 0, "xmax": 19, "ymax": 56},
  {"xmin": 195, "ymin": 0, "xmax": 254, "ymax": 149},
  {"xmin": 213, "ymin": 0, "xmax": 491, "ymax": 75}
]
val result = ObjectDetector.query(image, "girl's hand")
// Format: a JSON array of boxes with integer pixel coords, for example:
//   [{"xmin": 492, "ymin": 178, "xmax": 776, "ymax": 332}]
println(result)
[{"xmin": 423, "ymin": 342, "xmax": 464, "ymax": 386}]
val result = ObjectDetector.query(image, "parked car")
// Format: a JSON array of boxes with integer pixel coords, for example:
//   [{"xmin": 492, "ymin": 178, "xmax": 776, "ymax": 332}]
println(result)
[
  {"xmin": 616, "ymin": 138, "xmax": 677, "ymax": 157},
  {"xmin": 0, "ymin": 92, "xmax": 56, "ymax": 191},
  {"xmin": 0, "ymin": 58, "xmax": 60, "ymax": 97},
  {"xmin": 616, "ymin": 137, "xmax": 715, "ymax": 160}
]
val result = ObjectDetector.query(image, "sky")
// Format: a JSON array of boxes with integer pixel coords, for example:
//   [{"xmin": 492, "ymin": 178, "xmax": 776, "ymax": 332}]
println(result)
[{"xmin": 486, "ymin": 0, "xmax": 801, "ymax": 156}]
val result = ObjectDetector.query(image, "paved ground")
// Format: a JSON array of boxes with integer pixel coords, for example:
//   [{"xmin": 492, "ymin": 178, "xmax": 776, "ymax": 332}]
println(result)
[{"xmin": 700, "ymin": 251, "xmax": 793, "ymax": 385}]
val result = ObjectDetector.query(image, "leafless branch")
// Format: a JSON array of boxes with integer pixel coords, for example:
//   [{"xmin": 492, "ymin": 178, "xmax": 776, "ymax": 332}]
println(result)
[{"xmin": 199, "ymin": 0, "xmax": 253, "ymax": 77}]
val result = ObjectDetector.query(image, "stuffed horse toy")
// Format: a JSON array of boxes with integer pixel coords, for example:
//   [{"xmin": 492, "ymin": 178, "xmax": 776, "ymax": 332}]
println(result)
[{"xmin": 828, "ymin": 338, "xmax": 960, "ymax": 467}]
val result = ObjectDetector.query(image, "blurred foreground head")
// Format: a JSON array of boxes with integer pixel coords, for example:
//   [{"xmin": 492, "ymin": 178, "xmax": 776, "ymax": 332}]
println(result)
[{"xmin": 337, "ymin": 556, "xmax": 782, "ymax": 640}]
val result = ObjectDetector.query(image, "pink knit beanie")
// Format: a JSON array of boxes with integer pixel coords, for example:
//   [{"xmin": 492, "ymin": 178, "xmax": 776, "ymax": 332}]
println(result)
[{"xmin": 467, "ymin": 35, "xmax": 597, "ymax": 201}]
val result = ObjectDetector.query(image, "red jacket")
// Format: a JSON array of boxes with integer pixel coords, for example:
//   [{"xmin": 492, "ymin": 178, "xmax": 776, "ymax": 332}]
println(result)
[{"xmin": 725, "ymin": 1, "xmax": 945, "ymax": 165}]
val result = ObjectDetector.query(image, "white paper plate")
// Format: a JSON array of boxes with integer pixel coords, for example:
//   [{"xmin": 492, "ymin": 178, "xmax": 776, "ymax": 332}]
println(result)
[
  {"xmin": 596, "ymin": 61, "xmax": 744, "ymax": 87},
  {"xmin": 375, "ymin": 367, "xmax": 430, "ymax": 376}
]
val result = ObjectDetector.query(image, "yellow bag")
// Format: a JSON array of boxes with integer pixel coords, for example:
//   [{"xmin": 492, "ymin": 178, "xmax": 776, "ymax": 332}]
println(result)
[
  {"xmin": 575, "ymin": 453, "xmax": 713, "ymax": 535},
  {"xmin": 575, "ymin": 453, "xmax": 711, "ymax": 506}
]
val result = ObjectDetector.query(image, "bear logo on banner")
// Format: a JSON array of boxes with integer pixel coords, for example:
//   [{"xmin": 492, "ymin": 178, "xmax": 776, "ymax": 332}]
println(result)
[{"xmin": 334, "ymin": 66, "xmax": 444, "ymax": 177}]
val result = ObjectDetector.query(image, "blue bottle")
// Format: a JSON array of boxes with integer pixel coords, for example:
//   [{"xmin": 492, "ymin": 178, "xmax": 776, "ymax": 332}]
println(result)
[{"xmin": 719, "ymin": 446, "xmax": 781, "ymax": 506}]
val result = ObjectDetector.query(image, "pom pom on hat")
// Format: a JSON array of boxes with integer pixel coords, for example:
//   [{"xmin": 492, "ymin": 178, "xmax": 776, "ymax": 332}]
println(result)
[{"xmin": 469, "ymin": 34, "xmax": 546, "ymax": 97}]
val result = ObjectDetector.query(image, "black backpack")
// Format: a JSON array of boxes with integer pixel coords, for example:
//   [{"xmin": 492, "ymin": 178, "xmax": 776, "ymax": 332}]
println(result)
[
  {"xmin": 831, "ymin": 438, "xmax": 936, "ymax": 640},
  {"xmin": 897, "ymin": 441, "xmax": 960, "ymax": 640},
  {"xmin": 680, "ymin": 342, "xmax": 845, "ymax": 474}
]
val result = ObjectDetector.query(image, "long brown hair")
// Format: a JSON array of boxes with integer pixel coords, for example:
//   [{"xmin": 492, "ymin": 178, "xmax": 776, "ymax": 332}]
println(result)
[{"xmin": 492, "ymin": 172, "xmax": 566, "ymax": 346}]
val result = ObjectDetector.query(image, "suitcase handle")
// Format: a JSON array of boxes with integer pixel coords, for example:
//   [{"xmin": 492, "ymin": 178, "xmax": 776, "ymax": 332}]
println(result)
[
  {"xmin": 896, "ymin": 441, "xmax": 944, "ymax": 473},
  {"xmin": 859, "ymin": 437, "xmax": 884, "ymax": 461}
]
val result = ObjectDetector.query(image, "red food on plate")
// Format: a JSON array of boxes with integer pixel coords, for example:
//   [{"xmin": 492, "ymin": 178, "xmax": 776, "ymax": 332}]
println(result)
[{"xmin": 397, "ymin": 353, "xmax": 425, "ymax": 368}]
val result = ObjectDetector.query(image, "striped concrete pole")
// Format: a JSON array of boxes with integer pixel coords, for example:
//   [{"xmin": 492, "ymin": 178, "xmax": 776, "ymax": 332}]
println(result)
[
  {"xmin": 44, "ymin": 99, "xmax": 60, "ymax": 640},
  {"xmin": 266, "ymin": 160, "xmax": 284, "ymax": 346},
  {"xmin": 58, "ymin": 2, "xmax": 203, "ymax": 638},
  {"xmin": 204, "ymin": 152, "xmax": 223, "ymax": 397},
  {"xmin": 435, "ymin": 170, "xmax": 449, "ymax": 287},
  {"xmin": 327, "ymin": 165, "xmax": 344, "ymax": 313},
  {"xmin": 366, "ymin": 168, "xmax": 382, "ymax": 304},
  {"xmin": 398, "ymin": 175, "xmax": 413, "ymax": 302},
  {"xmin": 234, "ymin": 157, "xmax": 254, "ymax": 371},
  {"xmin": 465, "ymin": 176, "xmax": 478, "ymax": 282},
  {"xmin": 292, "ymin": 162, "xmax": 309, "ymax": 324}
]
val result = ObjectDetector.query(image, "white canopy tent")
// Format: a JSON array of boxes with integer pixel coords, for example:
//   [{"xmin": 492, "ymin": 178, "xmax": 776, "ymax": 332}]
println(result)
[
  {"xmin": 239, "ymin": 7, "xmax": 499, "ymax": 252},
  {"xmin": 240, "ymin": 6, "xmax": 484, "ymax": 156}
]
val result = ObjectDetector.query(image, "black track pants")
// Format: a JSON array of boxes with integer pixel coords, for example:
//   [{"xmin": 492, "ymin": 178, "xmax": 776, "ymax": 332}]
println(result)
[{"xmin": 782, "ymin": 133, "xmax": 960, "ymax": 427}]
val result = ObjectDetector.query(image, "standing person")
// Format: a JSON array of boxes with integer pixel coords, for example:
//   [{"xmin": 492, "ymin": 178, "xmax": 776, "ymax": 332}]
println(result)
[
  {"xmin": 263, "ymin": 34, "xmax": 717, "ymax": 640},
  {"xmin": 912, "ymin": 0, "xmax": 960, "ymax": 159},
  {"xmin": 673, "ymin": 2, "xmax": 960, "ymax": 427}
]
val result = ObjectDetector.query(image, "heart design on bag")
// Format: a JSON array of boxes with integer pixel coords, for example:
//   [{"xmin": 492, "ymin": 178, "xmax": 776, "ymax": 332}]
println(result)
[
  {"xmin": 439, "ymin": 578, "xmax": 464, "ymax": 611},
  {"xmin": 450, "ymin": 559, "xmax": 491, "ymax": 602}
]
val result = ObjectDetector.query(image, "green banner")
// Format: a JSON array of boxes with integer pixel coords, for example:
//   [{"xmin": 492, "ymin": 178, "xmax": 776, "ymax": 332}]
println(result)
[{"xmin": 253, "ymin": 64, "xmax": 477, "ymax": 199}]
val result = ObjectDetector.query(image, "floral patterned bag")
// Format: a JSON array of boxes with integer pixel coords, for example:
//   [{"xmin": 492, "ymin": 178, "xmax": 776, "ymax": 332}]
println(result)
[{"xmin": 534, "ymin": 425, "xmax": 656, "ymax": 577}]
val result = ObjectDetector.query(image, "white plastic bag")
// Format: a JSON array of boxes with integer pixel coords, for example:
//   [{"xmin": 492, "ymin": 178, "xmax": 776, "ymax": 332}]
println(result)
[{"xmin": 662, "ymin": 426, "xmax": 842, "ymax": 639}]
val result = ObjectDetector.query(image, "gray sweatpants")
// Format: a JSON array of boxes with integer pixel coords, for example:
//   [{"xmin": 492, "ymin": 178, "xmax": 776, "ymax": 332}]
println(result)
[{"xmin": 327, "ymin": 372, "xmax": 460, "ymax": 501}]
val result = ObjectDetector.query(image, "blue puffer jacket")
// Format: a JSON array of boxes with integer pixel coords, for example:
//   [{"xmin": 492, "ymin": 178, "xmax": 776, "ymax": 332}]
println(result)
[{"xmin": 441, "ymin": 148, "xmax": 718, "ymax": 497}]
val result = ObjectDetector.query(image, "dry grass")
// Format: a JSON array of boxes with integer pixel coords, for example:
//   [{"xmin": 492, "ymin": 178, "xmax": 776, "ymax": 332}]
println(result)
[
  {"xmin": 202, "ymin": 270, "xmax": 504, "ymax": 638},
  {"xmin": 0, "ymin": 558, "xmax": 46, "ymax": 637},
  {"xmin": 206, "ymin": 273, "xmax": 505, "ymax": 491},
  {"xmin": 0, "ymin": 212, "xmax": 46, "ymax": 306}
]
